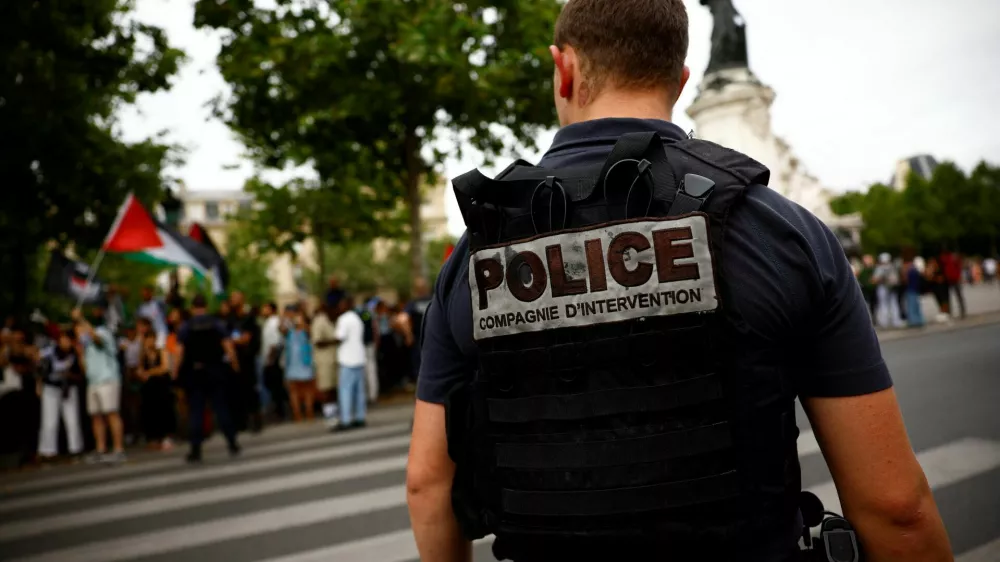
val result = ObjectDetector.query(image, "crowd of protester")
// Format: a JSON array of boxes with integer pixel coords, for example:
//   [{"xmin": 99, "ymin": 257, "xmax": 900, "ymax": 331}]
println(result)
[
  {"xmin": 853, "ymin": 250, "xmax": 998, "ymax": 329},
  {"xmin": 0, "ymin": 274, "xmax": 431, "ymax": 468}
]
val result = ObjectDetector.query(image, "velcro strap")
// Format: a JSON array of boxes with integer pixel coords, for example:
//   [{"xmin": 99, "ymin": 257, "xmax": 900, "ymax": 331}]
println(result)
[
  {"xmin": 501, "ymin": 471, "xmax": 741, "ymax": 516},
  {"xmin": 487, "ymin": 374, "xmax": 722, "ymax": 423},
  {"xmin": 495, "ymin": 422, "xmax": 732, "ymax": 468}
]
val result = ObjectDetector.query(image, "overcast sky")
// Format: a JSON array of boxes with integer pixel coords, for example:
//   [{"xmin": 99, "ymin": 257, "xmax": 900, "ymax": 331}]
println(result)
[{"xmin": 120, "ymin": 0, "xmax": 1000, "ymax": 236}]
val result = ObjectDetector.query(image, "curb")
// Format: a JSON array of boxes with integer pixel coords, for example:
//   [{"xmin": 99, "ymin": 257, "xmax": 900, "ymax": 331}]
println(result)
[{"xmin": 876, "ymin": 312, "xmax": 1000, "ymax": 343}]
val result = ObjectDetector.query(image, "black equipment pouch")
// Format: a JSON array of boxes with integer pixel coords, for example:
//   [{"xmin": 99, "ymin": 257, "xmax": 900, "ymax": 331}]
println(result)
[
  {"xmin": 445, "ymin": 380, "xmax": 489, "ymax": 540},
  {"xmin": 800, "ymin": 492, "xmax": 863, "ymax": 562}
]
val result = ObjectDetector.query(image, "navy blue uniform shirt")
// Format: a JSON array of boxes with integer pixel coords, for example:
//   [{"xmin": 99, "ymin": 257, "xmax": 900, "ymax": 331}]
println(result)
[{"xmin": 419, "ymin": 118, "xmax": 891, "ymax": 405}]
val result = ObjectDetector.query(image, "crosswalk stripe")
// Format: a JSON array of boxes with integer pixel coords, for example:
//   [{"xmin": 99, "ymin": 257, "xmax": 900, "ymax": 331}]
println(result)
[
  {"xmin": 808, "ymin": 438, "xmax": 1000, "ymax": 514},
  {"xmin": 798, "ymin": 430, "xmax": 821, "ymax": 456},
  {"xmin": 9, "ymin": 486, "xmax": 407, "ymax": 562},
  {"xmin": 956, "ymin": 537, "xmax": 1000, "ymax": 562},
  {"xmin": 0, "ymin": 434, "xmax": 411, "ymax": 514},
  {"xmin": 0, "ymin": 454, "xmax": 409, "ymax": 541},
  {"xmin": 0, "ymin": 422, "xmax": 410, "ymax": 495},
  {"xmin": 259, "ymin": 530, "xmax": 495, "ymax": 562}
]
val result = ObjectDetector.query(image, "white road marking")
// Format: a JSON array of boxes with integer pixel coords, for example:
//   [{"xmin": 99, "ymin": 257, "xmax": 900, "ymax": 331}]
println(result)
[
  {"xmin": 0, "ymin": 455, "xmax": 408, "ymax": 541},
  {"xmin": 0, "ymin": 434, "xmax": 411, "ymax": 514},
  {"xmin": 808, "ymin": 438, "xmax": 1000, "ymax": 514}
]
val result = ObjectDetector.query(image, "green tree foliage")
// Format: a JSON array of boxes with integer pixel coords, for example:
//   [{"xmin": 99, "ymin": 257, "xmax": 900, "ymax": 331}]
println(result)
[
  {"xmin": 831, "ymin": 161, "xmax": 1000, "ymax": 255},
  {"xmin": 1, "ymin": 0, "xmax": 184, "ymax": 315},
  {"xmin": 194, "ymin": 0, "xmax": 561, "ymax": 283},
  {"xmin": 311, "ymin": 235, "xmax": 457, "ymax": 300},
  {"xmin": 223, "ymin": 220, "xmax": 277, "ymax": 306},
  {"xmin": 239, "ymin": 178, "xmax": 403, "ymax": 284}
]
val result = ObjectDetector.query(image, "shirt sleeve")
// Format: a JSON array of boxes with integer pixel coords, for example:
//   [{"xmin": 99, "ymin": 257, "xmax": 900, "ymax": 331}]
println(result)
[
  {"xmin": 416, "ymin": 235, "xmax": 474, "ymax": 405},
  {"xmin": 334, "ymin": 316, "xmax": 347, "ymax": 341}
]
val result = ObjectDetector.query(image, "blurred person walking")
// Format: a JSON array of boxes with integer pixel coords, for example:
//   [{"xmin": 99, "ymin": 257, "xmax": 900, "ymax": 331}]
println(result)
[
  {"xmin": 228, "ymin": 291, "xmax": 263, "ymax": 433},
  {"xmin": 925, "ymin": 257, "xmax": 951, "ymax": 323},
  {"xmin": 333, "ymin": 295, "xmax": 367, "ymax": 430},
  {"xmin": 984, "ymin": 256, "xmax": 998, "ymax": 283},
  {"xmin": 873, "ymin": 253, "xmax": 904, "ymax": 328},
  {"xmin": 358, "ymin": 299, "xmax": 379, "ymax": 403},
  {"xmin": 176, "ymin": 294, "xmax": 241, "ymax": 463},
  {"xmin": 259, "ymin": 302, "xmax": 287, "ymax": 420},
  {"xmin": 138, "ymin": 330, "xmax": 175, "ymax": 451},
  {"xmin": 941, "ymin": 250, "xmax": 967, "ymax": 318},
  {"xmin": 857, "ymin": 254, "xmax": 877, "ymax": 321},
  {"xmin": 903, "ymin": 259, "xmax": 925, "ymax": 328},
  {"xmin": 284, "ymin": 311, "xmax": 315, "ymax": 422},
  {"xmin": 311, "ymin": 303, "xmax": 340, "ymax": 427},
  {"xmin": 75, "ymin": 306, "xmax": 126, "ymax": 464},
  {"xmin": 404, "ymin": 278, "xmax": 432, "ymax": 386},
  {"xmin": 0, "ymin": 324, "xmax": 41, "ymax": 466},
  {"xmin": 37, "ymin": 330, "xmax": 85, "ymax": 461}
]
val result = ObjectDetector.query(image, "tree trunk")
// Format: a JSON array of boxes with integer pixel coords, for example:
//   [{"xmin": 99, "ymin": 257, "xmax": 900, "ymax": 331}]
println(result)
[
  {"xmin": 10, "ymin": 245, "xmax": 27, "ymax": 317},
  {"xmin": 404, "ymin": 130, "xmax": 425, "ymax": 288},
  {"xmin": 315, "ymin": 220, "xmax": 327, "ymax": 295}
]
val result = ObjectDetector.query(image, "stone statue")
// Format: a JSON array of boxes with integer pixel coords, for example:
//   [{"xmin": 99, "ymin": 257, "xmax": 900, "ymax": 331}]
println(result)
[{"xmin": 701, "ymin": 0, "xmax": 749, "ymax": 74}]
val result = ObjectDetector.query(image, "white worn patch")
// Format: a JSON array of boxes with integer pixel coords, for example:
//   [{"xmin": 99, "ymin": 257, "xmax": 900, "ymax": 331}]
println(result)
[{"xmin": 469, "ymin": 214, "xmax": 718, "ymax": 341}]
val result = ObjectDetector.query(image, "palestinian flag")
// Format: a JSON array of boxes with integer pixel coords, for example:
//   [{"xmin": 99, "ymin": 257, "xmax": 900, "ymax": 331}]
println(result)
[
  {"xmin": 188, "ymin": 222, "xmax": 230, "ymax": 293},
  {"xmin": 102, "ymin": 194, "xmax": 225, "ymax": 293},
  {"xmin": 44, "ymin": 250, "xmax": 105, "ymax": 303}
]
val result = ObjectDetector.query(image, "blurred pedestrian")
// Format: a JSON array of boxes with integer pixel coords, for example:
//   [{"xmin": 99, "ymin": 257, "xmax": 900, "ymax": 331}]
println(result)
[
  {"xmin": 325, "ymin": 274, "xmax": 346, "ymax": 311},
  {"xmin": 284, "ymin": 311, "xmax": 315, "ymax": 422},
  {"xmin": 260, "ymin": 302, "xmax": 287, "ymax": 420},
  {"xmin": 404, "ymin": 278, "xmax": 432, "ymax": 385},
  {"xmin": 176, "ymin": 294, "xmax": 240, "ymax": 463},
  {"xmin": 334, "ymin": 295, "xmax": 367, "ymax": 430},
  {"xmin": 984, "ymin": 256, "xmax": 998, "ymax": 284},
  {"xmin": 925, "ymin": 257, "xmax": 950, "ymax": 323},
  {"xmin": 903, "ymin": 260, "xmax": 925, "ymax": 328},
  {"xmin": 76, "ymin": 306, "xmax": 126, "ymax": 464},
  {"xmin": 37, "ymin": 330, "xmax": 85, "ymax": 461},
  {"xmin": 137, "ymin": 286, "xmax": 168, "ymax": 348},
  {"xmin": 374, "ymin": 300, "xmax": 398, "ymax": 392},
  {"xmin": 358, "ymin": 299, "xmax": 379, "ymax": 403},
  {"xmin": 940, "ymin": 250, "xmax": 966, "ymax": 318},
  {"xmin": 138, "ymin": 330, "xmax": 175, "ymax": 451},
  {"xmin": 858, "ymin": 254, "xmax": 876, "ymax": 321},
  {"xmin": 311, "ymin": 303, "xmax": 339, "ymax": 427},
  {"xmin": 873, "ymin": 253, "xmax": 904, "ymax": 329},
  {"xmin": 0, "ymin": 324, "xmax": 40, "ymax": 466},
  {"xmin": 228, "ymin": 291, "xmax": 262, "ymax": 433}
]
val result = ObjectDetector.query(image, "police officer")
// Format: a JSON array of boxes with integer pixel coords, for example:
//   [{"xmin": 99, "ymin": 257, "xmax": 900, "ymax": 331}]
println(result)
[
  {"xmin": 406, "ymin": 1, "xmax": 952, "ymax": 561},
  {"xmin": 175, "ymin": 294, "xmax": 241, "ymax": 463}
]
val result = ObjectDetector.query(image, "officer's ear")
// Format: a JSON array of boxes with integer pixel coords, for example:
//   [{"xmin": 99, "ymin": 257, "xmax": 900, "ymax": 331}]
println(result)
[
  {"xmin": 675, "ymin": 65, "xmax": 692, "ymax": 102},
  {"xmin": 549, "ymin": 44, "xmax": 574, "ymax": 100}
]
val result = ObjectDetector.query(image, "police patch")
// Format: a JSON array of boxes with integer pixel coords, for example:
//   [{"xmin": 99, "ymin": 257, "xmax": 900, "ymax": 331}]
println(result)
[{"xmin": 469, "ymin": 214, "xmax": 719, "ymax": 340}]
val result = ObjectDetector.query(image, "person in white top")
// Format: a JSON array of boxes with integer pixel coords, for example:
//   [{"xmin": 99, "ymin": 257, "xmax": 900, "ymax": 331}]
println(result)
[
  {"xmin": 984, "ymin": 257, "xmax": 998, "ymax": 283},
  {"xmin": 333, "ymin": 295, "xmax": 367, "ymax": 430}
]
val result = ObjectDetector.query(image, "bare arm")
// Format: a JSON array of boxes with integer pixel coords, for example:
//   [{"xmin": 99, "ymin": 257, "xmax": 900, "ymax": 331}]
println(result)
[
  {"xmin": 407, "ymin": 399, "xmax": 471, "ymax": 562},
  {"xmin": 803, "ymin": 388, "xmax": 952, "ymax": 562},
  {"xmin": 223, "ymin": 339, "xmax": 239, "ymax": 373},
  {"xmin": 172, "ymin": 344, "xmax": 184, "ymax": 380}
]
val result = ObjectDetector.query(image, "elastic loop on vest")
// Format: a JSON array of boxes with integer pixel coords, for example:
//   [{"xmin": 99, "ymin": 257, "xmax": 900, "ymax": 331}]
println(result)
[
  {"xmin": 495, "ymin": 422, "xmax": 732, "ymax": 469},
  {"xmin": 501, "ymin": 471, "xmax": 741, "ymax": 516},
  {"xmin": 487, "ymin": 374, "xmax": 722, "ymax": 423}
]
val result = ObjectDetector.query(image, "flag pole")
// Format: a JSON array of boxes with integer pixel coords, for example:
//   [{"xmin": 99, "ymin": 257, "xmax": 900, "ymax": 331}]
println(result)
[{"xmin": 76, "ymin": 192, "xmax": 134, "ymax": 310}]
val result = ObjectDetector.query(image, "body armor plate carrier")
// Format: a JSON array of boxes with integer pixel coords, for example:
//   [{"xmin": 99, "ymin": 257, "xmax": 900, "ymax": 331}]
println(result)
[{"xmin": 448, "ymin": 133, "xmax": 802, "ymax": 561}]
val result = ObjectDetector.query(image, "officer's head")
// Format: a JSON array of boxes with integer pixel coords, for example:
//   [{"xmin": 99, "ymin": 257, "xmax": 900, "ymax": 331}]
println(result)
[{"xmin": 549, "ymin": 0, "xmax": 690, "ymax": 127}]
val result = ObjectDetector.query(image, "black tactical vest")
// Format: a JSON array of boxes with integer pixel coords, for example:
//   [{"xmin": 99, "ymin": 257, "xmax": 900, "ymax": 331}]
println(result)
[
  {"xmin": 446, "ymin": 133, "xmax": 802, "ymax": 561},
  {"xmin": 183, "ymin": 315, "xmax": 225, "ymax": 371}
]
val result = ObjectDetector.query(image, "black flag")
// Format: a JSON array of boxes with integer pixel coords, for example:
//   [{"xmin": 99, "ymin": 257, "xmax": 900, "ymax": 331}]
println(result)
[
  {"xmin": 188, "ymin": 222, "xmax": 230, "ymax": 293},
  {"xmin": 44, "ymin": 250, "xmax": 105, "ymax": 303}
]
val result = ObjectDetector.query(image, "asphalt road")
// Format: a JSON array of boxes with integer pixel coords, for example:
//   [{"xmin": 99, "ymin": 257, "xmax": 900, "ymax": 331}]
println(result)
[{"xmin": 1, "ymin": 322, "xmax": 998, "ymax": 562}]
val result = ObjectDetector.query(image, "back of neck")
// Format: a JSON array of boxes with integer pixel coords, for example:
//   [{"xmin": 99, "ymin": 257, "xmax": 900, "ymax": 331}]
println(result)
[{"xmin": 575, "ymin": 90, "xmax": 675, "ymax": 123}]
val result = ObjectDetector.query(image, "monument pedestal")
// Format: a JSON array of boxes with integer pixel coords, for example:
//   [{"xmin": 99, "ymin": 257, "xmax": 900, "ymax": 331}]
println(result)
[{"xmin": 687, "ymin": 68, "xmax": 862, "ymax": 249}]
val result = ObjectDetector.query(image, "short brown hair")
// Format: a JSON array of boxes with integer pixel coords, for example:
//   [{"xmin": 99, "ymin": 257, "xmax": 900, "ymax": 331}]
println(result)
[{"xmin": 554, "ymin": 0, "xmax": 689, "ymax": 94}]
